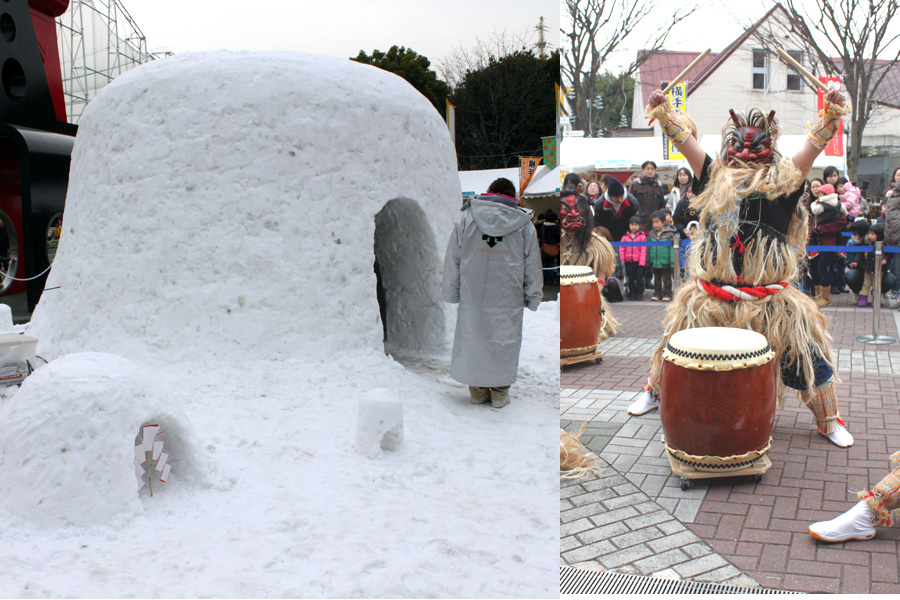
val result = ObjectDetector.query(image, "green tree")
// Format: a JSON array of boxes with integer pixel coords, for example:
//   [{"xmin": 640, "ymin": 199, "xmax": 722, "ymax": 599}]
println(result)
[
  {"xmin": 450, "ymin": 50, "xmax": 558, "ymax": 170},
  {"xmin": 588, "ymin": 71, "xmax": 634, "ymax": 137},
  {"xmin": 351, "ymin": 46, "xmax": 450, "ymax": 115}
]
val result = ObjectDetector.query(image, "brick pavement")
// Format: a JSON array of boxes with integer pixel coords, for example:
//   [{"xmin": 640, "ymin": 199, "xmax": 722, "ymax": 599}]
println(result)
[{"xmin": 561, "ymin": 287, "xmax": 900, "ymax": 594}]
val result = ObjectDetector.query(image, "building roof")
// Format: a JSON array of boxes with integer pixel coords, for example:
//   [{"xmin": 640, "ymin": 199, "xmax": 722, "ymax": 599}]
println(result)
[{"xmin": 636, "ymin": 4, "xmax": 900, "ymax": 110}]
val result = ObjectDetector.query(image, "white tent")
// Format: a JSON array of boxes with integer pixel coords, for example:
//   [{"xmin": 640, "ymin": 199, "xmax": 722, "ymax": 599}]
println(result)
[{"xmin": 522, "ymin": 165, "xmax": 560, "ymax": 198}]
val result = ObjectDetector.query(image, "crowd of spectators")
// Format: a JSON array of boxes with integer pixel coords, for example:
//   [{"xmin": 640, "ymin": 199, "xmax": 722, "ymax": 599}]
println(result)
[{"xmin": 563, "ymin": 163, "xmax": 900, "ymax": 308}]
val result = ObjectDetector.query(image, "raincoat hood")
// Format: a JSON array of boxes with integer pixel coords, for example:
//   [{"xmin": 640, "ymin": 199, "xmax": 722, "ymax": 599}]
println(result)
[{"xmin": 469, "ymin": 195, "xmax": 534, "ymax": 237}]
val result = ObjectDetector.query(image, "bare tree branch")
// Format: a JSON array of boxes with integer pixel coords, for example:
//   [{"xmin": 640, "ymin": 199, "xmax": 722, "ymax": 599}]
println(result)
[
  {"xmin": 757, "ymin": 1, "xmax": 900, "ymax": 181},
  {"xmin": 561, "ymin": 0, "xmax": 698, "ymax": 136}
]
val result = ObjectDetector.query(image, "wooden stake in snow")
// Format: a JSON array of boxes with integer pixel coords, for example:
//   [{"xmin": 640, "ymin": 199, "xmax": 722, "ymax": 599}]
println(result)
[{"xmin": 135, "ymin": 424, "xmax": 171, "ymax": 494}]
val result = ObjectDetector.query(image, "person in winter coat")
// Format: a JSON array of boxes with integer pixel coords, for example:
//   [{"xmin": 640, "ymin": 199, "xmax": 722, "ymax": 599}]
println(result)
[
  {"xmin": 665, "ymin": 167, "xmax": 693, "ymax": 214},
  {"xmin": 646, "ymin": 210, "xmax": 676, "ymax": 301},
  {"xmin": 672, "ymin": 186, "xmax": 700, "ymax": 240},
  {"xmin": 809, "ymin": 183, "xmax": 848, "ymax": 307},
  {"xmin": 619, "ymin": 215, "xmax": 647, "ymax": 300},
  {"xmin": 628, "ymin": 160, "xmax": 668, "ymax": 232},
  {"xmin": 593, "ymin": 177, "xmax": 638, "ymax": 242},
  {"xmin": 846, "ymin": 222, "xmax": 897, "ymax": 307},
  {"xmin": 442, "ymin": 177, "xmax": 542, "ymax": 409}
]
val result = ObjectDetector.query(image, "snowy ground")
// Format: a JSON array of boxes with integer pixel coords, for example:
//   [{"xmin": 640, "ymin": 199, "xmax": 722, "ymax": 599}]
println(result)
[
  {"xmin": 0, "ymin": 52, "xmax": 559, "ymax": 598},
  {"xmin": 0, "ymin": 304, "xmax": 557, "ymax": 598}
]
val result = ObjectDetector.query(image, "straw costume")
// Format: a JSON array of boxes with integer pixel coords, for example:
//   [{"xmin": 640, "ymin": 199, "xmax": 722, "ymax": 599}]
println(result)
[
  {"xmin": 628, "ymin": 83, "xmax": 854, "ymax": 448},
  {"xmin": 809, "ymin": 451, "xmax": 900, "ymax": 542},
  {"xmin": 560, "ymin": 188, "xmax": 619, "ymax": 340}
]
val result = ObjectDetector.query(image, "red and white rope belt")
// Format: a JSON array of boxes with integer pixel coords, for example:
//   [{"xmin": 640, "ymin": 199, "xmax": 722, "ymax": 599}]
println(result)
[{"xmin": 696, "ymin": 278, "xmax": 789, "ymax": 302}]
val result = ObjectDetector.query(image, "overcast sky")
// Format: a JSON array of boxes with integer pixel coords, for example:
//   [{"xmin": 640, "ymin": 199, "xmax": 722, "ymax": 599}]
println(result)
[{"xmin": 117, "ymin": 0, "xmax": 558, "ymax": 69}]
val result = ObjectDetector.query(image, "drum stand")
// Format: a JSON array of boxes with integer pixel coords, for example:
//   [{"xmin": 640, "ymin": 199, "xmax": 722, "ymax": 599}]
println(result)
[
  {"xmin": 560, "ymin": 346, "xmax": 602, "ymax": 368},
  {"xmin": 666, "ymin": 452, "xmax": 771, "ymax": 490}
]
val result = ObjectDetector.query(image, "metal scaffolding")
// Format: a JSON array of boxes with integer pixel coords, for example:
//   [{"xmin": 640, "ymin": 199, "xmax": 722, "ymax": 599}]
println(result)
[{"xmin": 56, "ymin": 0, "xmax": 169, "ymax": 124}]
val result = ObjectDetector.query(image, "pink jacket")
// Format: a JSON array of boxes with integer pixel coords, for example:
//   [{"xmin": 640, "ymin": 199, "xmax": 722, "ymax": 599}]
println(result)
[
  {"xmin": 840, "ymin": 181, "xmax": 862, "ymax": 218},
  {"xmin": 619, "ymin": 231, "xmax": 647, "ymax": 266}
]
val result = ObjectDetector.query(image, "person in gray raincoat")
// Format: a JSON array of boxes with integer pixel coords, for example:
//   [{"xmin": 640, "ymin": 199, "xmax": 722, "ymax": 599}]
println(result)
[{"xmin": 442, "ymin": 177, "xmax": 543, "ymax": 409}]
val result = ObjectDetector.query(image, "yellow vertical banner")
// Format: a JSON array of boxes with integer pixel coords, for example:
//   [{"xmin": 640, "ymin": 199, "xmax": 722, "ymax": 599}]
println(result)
[
  {"xmin": 665, "ymin": 83, "xmax": 687, "ymax": 161},
  {"xmin": 519, "ymin": 157, "xmax": 541, "ymax": 205},
  {"xmin": 445, "ymin": 99, "xmax": 456, "ymax": 146}
]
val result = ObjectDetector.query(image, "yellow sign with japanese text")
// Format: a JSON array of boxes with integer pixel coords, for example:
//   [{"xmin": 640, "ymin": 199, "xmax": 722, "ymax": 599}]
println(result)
[{"xmin": 665, "ymin": 83, "xmax": 687, "ymax": 161}]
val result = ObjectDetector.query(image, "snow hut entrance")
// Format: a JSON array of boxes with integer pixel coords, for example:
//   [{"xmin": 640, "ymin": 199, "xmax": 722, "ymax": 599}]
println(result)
[{"xmin": 373, "ymin": 198, "xmax": 445, "ymax": 354}]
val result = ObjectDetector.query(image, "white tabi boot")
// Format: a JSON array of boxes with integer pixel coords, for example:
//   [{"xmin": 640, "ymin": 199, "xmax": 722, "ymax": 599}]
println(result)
[
  {"xmin": 627, "ymin": 391, "xmax": 659, "ymax": 416},
  {"xmin": 821, "ymin": 422, "xmax": 854, "ymax": 448},
  {"xmin": 809, "ymin": 500, "xmax": 876, "ymax": 542}
]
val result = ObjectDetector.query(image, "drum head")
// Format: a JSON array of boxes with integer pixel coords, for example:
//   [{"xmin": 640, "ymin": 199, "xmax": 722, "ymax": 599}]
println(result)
[
  {"xmin": 560, "ymin": 265, "xmax": 597, "ymax": 285},
  {"xmin": 664, "ymin": 327, "xmax": 774, "ymax": 370}
]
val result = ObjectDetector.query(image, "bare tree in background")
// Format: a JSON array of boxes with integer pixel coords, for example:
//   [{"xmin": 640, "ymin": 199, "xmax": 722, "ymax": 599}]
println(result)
[
  {"xmin": 755, "ymin": 1, "xmax": 900, "ymax": 180},
  {"xmin": 561, "ymin": 0, "xmax": 697, "ymax": 137},
  {"xmin": 438, "ymin": 27, "xmax": 550, "ymax": 90}
]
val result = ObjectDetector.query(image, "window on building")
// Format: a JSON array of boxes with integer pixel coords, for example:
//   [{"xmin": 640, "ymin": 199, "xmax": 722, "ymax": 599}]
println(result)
[
  {"xmin": 752, "ymin": 48, "xmax": 768, "ymax": 90},
  {"xmin": 786, "ymin": 50, "xmax": 803, "ymax": 91}
]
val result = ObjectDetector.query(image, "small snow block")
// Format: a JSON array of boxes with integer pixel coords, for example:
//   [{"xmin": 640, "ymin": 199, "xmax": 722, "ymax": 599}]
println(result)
[{"xmin": 356, "ymin": 398, "xmax": 404, "ymax": 456}]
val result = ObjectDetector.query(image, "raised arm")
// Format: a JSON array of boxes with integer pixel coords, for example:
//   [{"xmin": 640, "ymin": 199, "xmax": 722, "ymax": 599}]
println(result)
[
  {"xmin": 646, "ymin": 89, "xmax": 706, "ymax": 177},
  {"xmin": 793, "ymin": 82, "xmax": 851, "ymax": 179}
]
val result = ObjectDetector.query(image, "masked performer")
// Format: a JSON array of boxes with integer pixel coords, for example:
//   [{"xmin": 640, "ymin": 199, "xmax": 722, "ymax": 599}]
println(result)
[
  {"xmin": 809, "ymin": 451, "xmax": 900, "ymax": 541},
  {"xmin": 626, "ymin": 83, "xmax": 854, "ymax": 448},
  {"xmin": 561, "ymin": 185, "xmax": 619, "ymax": 340}
]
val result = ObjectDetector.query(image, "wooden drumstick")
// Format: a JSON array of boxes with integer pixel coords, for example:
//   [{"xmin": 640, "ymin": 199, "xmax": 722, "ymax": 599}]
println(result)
[
  {"xmin": 775, "ymin": 47, "xmax": 828, "ymax": 92},
  {"xmin": 661, "ymin": 49, "xmax": 711, "ymax": 95}
]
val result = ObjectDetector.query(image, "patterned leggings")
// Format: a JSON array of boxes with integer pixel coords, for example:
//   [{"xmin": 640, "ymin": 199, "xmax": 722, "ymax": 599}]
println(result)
[{"xmin": 860, "ymin": 453, "xmax": 900, "ymax": 527}]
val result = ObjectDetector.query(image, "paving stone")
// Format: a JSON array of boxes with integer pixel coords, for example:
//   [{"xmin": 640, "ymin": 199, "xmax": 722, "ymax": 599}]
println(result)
[
  {"xmin": 560, "ymin": 517, "xmax": 595, "ymax": 538},
  {"xmin": 561, "ymin": 539, "xmax": 617, "ymax": 564},
  {"xmin": 631, "ymin": 548, "xmax": 691, "ymax": 576},
  {"xmin": 623, "ymin": 510, "xmax": 673, "ymax": 530},
  {"xmin": 576, "ymin": 521, "xmax": 630, "ymax": 545},
  {"xmin": 693, "ymin": 565, "xmax": 743, "ymax": 583},
  {"xmin": 609, "ymin": 525, "xmax": 665, "ymax": 550},
  {"xmin": 601, "ymin": 492, "xmax": 648, "ymax": 510},
  {"xmin": 598, "ymin": 544, "xmax": 655, "ymax": 569},
  {"xmin": 647, "ymin": 530, "xmax": 701, "ymax": 554},
  {"xmin": 567, "ymin": 488, "xmax": 618, "ymax": 507},
  {"xmin": 672, "ymin": 554, "xmax": 730, "ymax": 578},
  {"xmin": 588, "ymin": 505, "xmax": 640, "ymax": 528}
]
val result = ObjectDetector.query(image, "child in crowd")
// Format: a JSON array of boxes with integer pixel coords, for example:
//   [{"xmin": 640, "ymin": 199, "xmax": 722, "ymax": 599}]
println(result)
[
  {"xmin": 846, "ymin": 222, "xmax": 897, "ymax": 307},
  {"xmin": 680, "ymin": 220, "xmax": 700, "ymax": 279},
  {"xmin": 809, "ymin": 183, "xmax": 848, "ymax": 308},
  {"xmin": 836, "ymin": 177, "xmax": 863, "ymax": 219},
  {"xmin": 619, "ymin": 215, "xmax": 647, "ymax": 301},
  {"xmin": 663, "ymin": 207, "xmax": 674, "ymax": 227},
  {"xmin": 647, "ymin": 210, "xmax": 676, "ymax": 301}
]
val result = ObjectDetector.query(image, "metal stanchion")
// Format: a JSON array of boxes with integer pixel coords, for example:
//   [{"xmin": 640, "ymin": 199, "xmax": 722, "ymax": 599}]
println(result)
[
  {"xmin": 856, "ymin": 241, "xmax": 895, "ymax": 345},
  {"xmin": 673, "ymin": 234, "xmax": 681, "ymax": 290}
]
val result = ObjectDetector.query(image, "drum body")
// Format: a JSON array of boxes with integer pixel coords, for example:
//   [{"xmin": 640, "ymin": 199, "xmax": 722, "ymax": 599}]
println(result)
[
  {"xmin": 560, "ymin": 266, "xmax": 601, "ymax": 359},
  {"xmin": 660, "ymin": 327, "xmax": 776, "ymax": 471}
]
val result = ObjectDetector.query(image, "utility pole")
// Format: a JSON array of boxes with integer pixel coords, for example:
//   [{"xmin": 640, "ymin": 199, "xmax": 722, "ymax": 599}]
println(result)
[{"xmin": 534, "ymin": 16, "xmax": 547, "ymax": 58}]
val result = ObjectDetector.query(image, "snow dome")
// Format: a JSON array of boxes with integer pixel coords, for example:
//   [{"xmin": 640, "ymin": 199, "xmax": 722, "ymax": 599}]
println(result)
[
  {"xmin": 4, "ymin": 51, "xmax": 558, "ymax": 597},
  {"xmin": 28, "ymin": 50, "xmax": 459, "ymax": 363}
]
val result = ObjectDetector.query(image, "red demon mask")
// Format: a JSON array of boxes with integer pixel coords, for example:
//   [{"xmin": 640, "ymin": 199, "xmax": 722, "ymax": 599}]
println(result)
[
  {"xmin": 560, "ymin": 196, "xmax": 585, "ymax": 233},
  {"xmin": 725, "ymin": 109, "xmax": 776, "ymax": 166}
]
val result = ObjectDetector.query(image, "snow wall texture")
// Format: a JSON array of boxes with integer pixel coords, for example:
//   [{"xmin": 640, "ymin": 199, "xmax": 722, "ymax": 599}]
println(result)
[{"xmin": 28, "ymin": 51, "xmax": 461, "ymax": 365}]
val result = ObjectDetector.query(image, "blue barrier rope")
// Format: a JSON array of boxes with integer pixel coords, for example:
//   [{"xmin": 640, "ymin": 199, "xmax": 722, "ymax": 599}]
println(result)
[
  {"xmin": 609, "ymin": 240, "xmax": 900, "ymax": 253},
  {"xmin": 610, "ymin": 241, "xmax": 675, "ymax": 247}
]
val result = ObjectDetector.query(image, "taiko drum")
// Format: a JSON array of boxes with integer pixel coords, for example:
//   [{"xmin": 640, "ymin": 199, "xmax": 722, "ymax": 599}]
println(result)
[
  {"xmin": 560, "ymin": 265, "xmax": 601, "ymax": 360},
  {"xmin": 659, "ymin": 327, "xmax": 776, "ymax": 471}
]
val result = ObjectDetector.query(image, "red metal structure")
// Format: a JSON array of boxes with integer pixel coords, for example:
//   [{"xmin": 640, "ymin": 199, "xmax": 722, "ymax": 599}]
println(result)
[{"xmin": 0, "ymin": 0, "xmax": 75, "ymax": 313}]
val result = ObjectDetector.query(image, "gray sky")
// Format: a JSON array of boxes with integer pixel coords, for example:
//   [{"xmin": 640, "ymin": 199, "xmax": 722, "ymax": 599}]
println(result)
[{"xmin": 119, "ymin": 0, "xmax": 558, "ymax": 68}]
